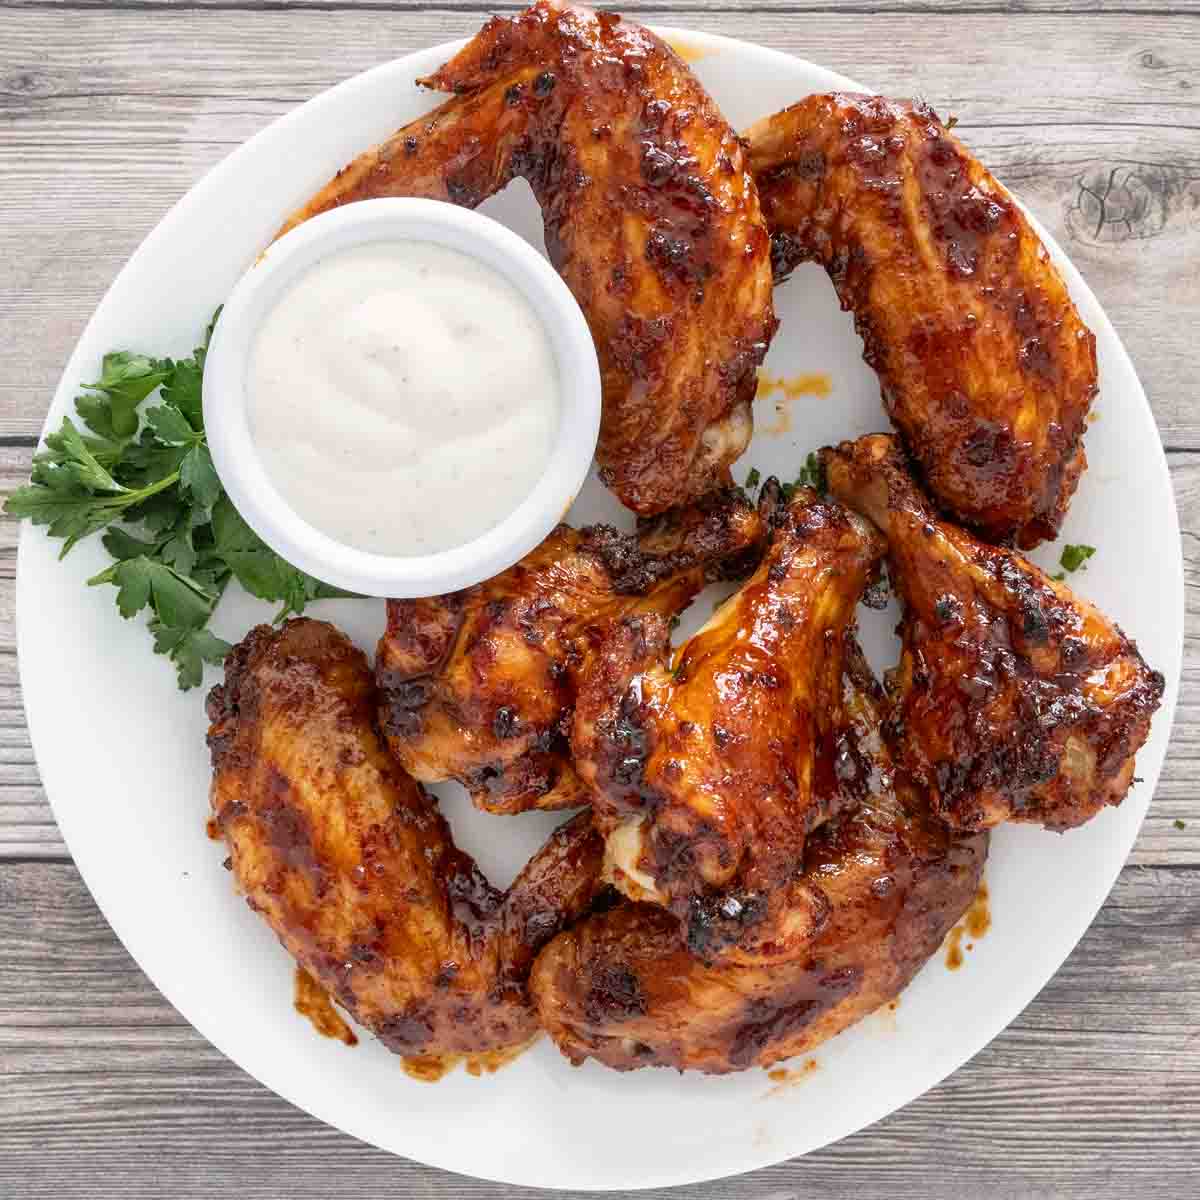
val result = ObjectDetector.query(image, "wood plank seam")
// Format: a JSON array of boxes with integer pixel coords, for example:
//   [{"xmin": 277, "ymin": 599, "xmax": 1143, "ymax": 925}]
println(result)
[{"xmin": 5, "ymin": 1, "xmax": 1200, "ymax": 13}]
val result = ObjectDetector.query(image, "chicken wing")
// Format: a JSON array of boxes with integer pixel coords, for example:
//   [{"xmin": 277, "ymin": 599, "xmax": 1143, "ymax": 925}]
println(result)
[
  {"xmin": 571, "ymin": 488, "xmax": 885, "ymax": 964},
  {"xmin": 532, "ymin": 654, "xmax": 989, "ymax": 1073},
  {"xmin": 278, "ymin": 1, "xmax": 777, "ymax": 516},
  {"xmin": 376, "ymin": 488, "xmax": 766, "ymax": 814},
  {"xmin": 823, "ymin": 434, "xmax": 1164, "ymax": 831},
  {"xmin": 745, "ymin": 94, "xmax": 1098, "ymax": 548},
  {"xmin": 206, "ymin": 618, "xmax": 605, "ymax": 1065}
]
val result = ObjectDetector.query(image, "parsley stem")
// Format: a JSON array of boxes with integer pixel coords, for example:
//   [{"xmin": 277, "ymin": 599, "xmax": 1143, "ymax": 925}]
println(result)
[
  {"xmin": 57, "ymin": 468, "xmax": 183, "ymax": 561},
  {"xmin": 106, "ymin": 468, "xmax": 180, "ymax": 509}
]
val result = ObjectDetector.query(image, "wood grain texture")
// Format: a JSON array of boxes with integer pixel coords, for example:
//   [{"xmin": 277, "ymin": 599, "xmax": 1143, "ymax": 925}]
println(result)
[
  {"xmin": 2, "ymin": 2, "xmax": 1198, "ymax": 1195},
  {"xmin": 5, "ymin": 0, "xmax": 1196, "ymax": 12},
  {"xmin": 1, "ymin": 9, "xmax": 1199, "ymax": 437},
  {"xmin": 3, "ymin": 443, "xmax": 1197, "ymax": 864},
  {"xmin": 0, "ymin": 860, "xmax": 1196, "ymax": 1199}
]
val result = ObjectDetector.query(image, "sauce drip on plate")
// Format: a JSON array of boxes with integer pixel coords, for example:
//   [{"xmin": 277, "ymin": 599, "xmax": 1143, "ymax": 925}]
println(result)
[{"xmin": 294, "ymin": 967, "xmax": 358, "ymax": 1046}]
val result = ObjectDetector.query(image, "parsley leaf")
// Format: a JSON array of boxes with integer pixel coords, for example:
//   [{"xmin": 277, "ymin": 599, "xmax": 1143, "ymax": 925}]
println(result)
[
  {"xmin": 89, "ymin": 556, "xmax": 216, "ymax": 627},
  {"xmin": 179, "ymin": 444, "xmax": 221, "ymax": 516},
  {"xmin": 5, "ymin": 310, "xmax": 354, "ymax": 690},
  {"xmin": 145, "ymin": 403, "xmax": 199, "ymax": 447},
  {"xmin": 150, "ymin": 624, "xmax": 233, "ymax": 691},
  {"xmin": 5, "ymin": 481, "xmax": 115, "ymax": 549},
  {"xmin": 85, "ymin": 353, "xmax": 170, "ymax": 439},
  {"xmin": 1059, "ymin": 544, "xmax": 1096, "ymax": 573},
  {"xmin": 43, "ymin": 417, "xmax": 128, "ymax": 494},
  {"xmin": 779, "ymin": 451, "xmax": 827, "ymax": 503},
  {"xmin": 160, "ymin": 358, "xmax": 204, "ymax": 431},
  {"xmin": 211, "ymin": 497, "xmax": 356, "ymax": 620},
  {"xmin": 102, "ymin": 527, "xmax": 159, "ymax": 561},
  {"xmin": 210, "ymin": 496, "xmax": 291, "ymax": 600},
  {"xmin": 795, "ymin": 451, "xmax": 826, "ymax": 493},
  {"xmin": 745, "ymin": 467, "xmax": 761, "ymax": 490}
]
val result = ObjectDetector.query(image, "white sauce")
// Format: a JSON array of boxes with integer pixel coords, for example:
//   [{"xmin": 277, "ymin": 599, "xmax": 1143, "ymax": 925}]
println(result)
[{"xmin": 247, "ymin": 240, "xmax": 559, "ymax": 557}]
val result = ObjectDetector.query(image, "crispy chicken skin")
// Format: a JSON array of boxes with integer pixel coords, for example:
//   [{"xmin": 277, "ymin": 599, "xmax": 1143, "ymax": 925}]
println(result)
[
  {"xmin": 823, "ymin": 434, "xmax": 1164, "ymax": 831},
  {"xmin": 277, "ymin": 1, "xmax": 777, "ymax": 515},
  {"xmin": 532, "ymin": 659, "xmax": 989, "ymax": 1073},
  {"xmin": 745, "ymin": 94, "xmax": 1098, "ymax": 548},
  {"xmin": 206, "ymin": 619, "xmax": 605, "ymax": 1061},
  {"xmin": 571, "ymin": 488, "xmax": 885, "ymax": 964},
  {"xmin": 376, "ymin": 488, "xmax": 767, "ymax": 815}
]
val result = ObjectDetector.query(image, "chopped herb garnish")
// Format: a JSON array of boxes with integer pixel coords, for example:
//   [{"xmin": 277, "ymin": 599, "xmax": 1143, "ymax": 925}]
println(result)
[
  {"xmin": 1175, "ymin": 819, "xmax": 1187, "ymax": 831},
  {"xmin": 745, "ymin": 467, "xmax": 761, "ymax": 491},
  {"xmin": 1050, "ymin": 571, "xmax": 1066, "ymax": 582},
  {"xmin": 794, "ymin": 451, "xmax": 826, "ymax": 493},
  {"xmin": 1059, "ymin": 543, "xmax": 1096, "ymax": 573},
  {"xmin": 5, "ymin": 310, "xmax": 356, "ymax": 689}
]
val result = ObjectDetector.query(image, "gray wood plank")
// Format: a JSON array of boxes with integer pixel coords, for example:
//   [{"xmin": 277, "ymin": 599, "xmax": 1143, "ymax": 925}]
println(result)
[
  {"xmin": 1, "ymin": 858, "xmax": 1196, "ymax": 1198},
  {"xmin": 2, "ymin": 4, "xmax": 1199, "ymax": 1193},
  {"xmin": 6, "ymin": 0, "xmax": 1198, "ymax": 13},
  {"xmin": 1, "ymin": 8, "xmax": 1198, "ymax": 437},
  {"xmin": 3, "ymin": 441, "xmax": 1195, "ymax": 863}
]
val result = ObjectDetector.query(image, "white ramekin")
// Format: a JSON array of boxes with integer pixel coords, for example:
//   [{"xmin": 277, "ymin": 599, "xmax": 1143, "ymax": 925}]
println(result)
[{"xmin": 203, "ymin": 198, "xmax": 601, "ymax": 598}]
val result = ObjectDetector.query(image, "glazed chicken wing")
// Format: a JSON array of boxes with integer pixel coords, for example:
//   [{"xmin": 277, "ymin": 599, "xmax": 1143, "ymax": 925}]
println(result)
[
  {"xmin": 823, "ymin": 434, "xmax": 1164, "ymax": 831},
  {"xmin": 532, "ymin": 656, "xmax": 989, "ymax": 1073},
  {"xmin": 206, "ymin": 619, "xmax": 605, "ymax": 1067},
  {"xmin": 746, "ymin": 94, "xmax": 1098, "ymax": 548},
  {"xmin": 278, "ymin": 1, "xmax": 777, "ymax": 515},
  {"xmin": 571, "ymin": 488, "xmax": 885, "ymax": 964},
  {"xmin": 376, "ymin": 488, "xmax": 766, "ymax": 814}
]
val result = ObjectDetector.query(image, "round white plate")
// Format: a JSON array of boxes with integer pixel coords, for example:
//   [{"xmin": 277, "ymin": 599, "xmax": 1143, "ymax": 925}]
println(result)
[{"xmin": 17, "ymin": 26, "xmax": 1182, "ymax": 1192}]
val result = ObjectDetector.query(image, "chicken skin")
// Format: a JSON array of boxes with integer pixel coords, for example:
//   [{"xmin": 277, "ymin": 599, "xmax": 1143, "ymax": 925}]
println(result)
[
  {"xmin": 532, "ymin": 655, "xmax": 989, "ymax": 1073},
  {"xmin": 745, "ymin": 94, "xmax": 1098, "ymax": 548},
  {"xmin": 571, "ymin": 489, "xmax": 885, "ymax": 965},
  {"xmin": 206, "ymin": 619, "xmax": 605, "ymax": 1065},
  {"xmin": 823, "ymin": 434, "xmax": 1164, "ymax": 831},
  {"xmin": 278, "ymin": 1, "xmax": 777, "ymax": 515},
  {"xmin": 376, "ymin": 488, "xmax": 766, "ymax": 815}
]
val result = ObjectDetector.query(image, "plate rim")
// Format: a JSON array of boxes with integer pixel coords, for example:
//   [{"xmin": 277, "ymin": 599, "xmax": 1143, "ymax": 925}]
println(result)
[{"xmin": 16, "ymin": 22, "xmax": 1185, "ymax": 1191}]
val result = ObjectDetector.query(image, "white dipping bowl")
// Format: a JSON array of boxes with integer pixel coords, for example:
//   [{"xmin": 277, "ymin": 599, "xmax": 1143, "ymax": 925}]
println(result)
[{"xmin": 203, "ymin": 198, "xmax": 601, "ymax": 597}]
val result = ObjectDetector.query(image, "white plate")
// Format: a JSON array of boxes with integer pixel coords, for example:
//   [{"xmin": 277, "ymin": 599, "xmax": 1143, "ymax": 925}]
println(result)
[{"xmin": 17, "ymin": 26, "xmax": 1183, "ymax": 1192}]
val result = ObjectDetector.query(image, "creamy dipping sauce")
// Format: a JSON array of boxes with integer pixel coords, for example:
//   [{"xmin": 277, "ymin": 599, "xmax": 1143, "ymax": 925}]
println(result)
[{"xmin": 248, "ymin": 240, "xmax": 559, "ymax": 557}]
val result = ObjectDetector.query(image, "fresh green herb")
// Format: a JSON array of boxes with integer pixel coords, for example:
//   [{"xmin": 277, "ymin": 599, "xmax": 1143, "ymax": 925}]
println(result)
[
  {"xmin": 669, "ymin": 614, "xmax": 681, "ymax": 632},
  {"xmin": 1050, "ymin": 571, "xmax": 1066, "ymax": 582},
  {"xmin": 945, "ymin": 114, "xmax": 959, "ymax": 131},
  {"xmin": 1059, "ymin": 543, "xmax": 1096, "ymax": 573},
  {"xmin": 784, "ymin": 452, "xmax": 826, "ymax": 501},
  {"xmin": 1175, "ymin": 819, "xmax": 1188, "ymax": 831},
  {"xmin": 800, "ymin": 451, "xmax": 825, "ymax": 491},
  {"xmin": 5, "ymin": 311, "xmax": 355, "ymax": 689},
  {"xmin": 744, "ymin": 467, "xmax": 761, "ymax": 491}
]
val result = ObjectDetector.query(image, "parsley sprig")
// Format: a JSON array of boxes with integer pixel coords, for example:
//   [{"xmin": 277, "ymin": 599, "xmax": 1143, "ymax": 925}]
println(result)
[
  {"xmin": 1050, "ymin": 543, "xmax": 1097, "ymax": 582},
  {"xmin": 5, "ymin": 312, "xmax": 355, "ymax": 689}
]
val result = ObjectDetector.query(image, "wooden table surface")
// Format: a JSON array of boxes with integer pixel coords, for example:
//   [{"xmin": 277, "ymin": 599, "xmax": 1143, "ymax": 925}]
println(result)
[{"xmin": 3, "ymin": 2, "xmax": 1199, "ymax": 1196}]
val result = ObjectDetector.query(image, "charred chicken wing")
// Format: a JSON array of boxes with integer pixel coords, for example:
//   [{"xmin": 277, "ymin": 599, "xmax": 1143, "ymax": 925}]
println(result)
[
  {"xmin": 571, "ymin": 488, "xmax": 885, "ymax": 964},
  {"xmin": 823, "ymin": 434, "xmax": 1164, "ymax": 831},
  {"xmin": 278, "ymin": 1, "xmax": 777, "ymax": 515},
  {"xmin": 376, "ymin": 488, "xmax": 766, "ymax": 815},
  {"xmin": 532, "ymin": 655, "xmax": 989, "ymax": 1073},
  {"xmin": 206, "ymin": 619, "xmax": 605, "ymax": 1065},
  {"xmin": 746, "ymin": 94, "xmax": 1098, "ymax": 548}
]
